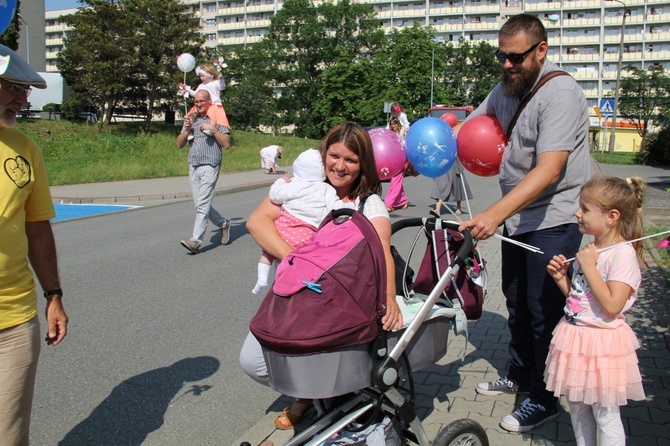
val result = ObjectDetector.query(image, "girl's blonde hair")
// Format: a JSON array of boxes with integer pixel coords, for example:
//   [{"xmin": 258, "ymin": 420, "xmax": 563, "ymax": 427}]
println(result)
[
  {"xmin": 198, "ymin": 63, "xmax": 220, "ymax": 79},
  {"xmin": 580, "ymin": 176, "xmax": 646, "ymax": 259}
]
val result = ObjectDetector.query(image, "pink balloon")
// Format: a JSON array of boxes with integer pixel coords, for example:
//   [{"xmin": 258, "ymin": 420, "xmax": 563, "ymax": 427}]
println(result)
[
  {"xmin": 440, "ymin": 112, "xmax": 458, "ymax": 127},
  {"xmin": 368, "ymin": 128, "xmax": 406, "ymax": 180},
  {"xmin": 457, "ymin": 115, "xmax": 507, "ymax": 177}
]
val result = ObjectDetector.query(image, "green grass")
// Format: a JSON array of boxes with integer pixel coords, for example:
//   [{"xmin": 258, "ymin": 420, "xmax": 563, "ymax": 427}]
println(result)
[
  {"xmin": 590, "ymin": 151, "xmax": 639, "ymax": 165},
  {"xmin": 17, "ymin": 119, "xmax": 320, "ymax": 185}
]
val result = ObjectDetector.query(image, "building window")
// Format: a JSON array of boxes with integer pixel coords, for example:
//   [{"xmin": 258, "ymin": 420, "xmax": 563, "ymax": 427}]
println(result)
[{"xmin": 207, "ymin": 33, "xmax": 216, "ymax": 41}]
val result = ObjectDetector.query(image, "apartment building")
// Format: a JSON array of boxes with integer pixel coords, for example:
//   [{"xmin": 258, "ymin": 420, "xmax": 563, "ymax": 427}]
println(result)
[{"xmin": 44, "ymin": 0, "xmax": 670, "ymax": 111}]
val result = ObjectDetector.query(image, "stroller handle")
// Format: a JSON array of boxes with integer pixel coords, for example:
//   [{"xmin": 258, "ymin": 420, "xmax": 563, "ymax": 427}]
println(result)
[
  {"xmin": 370, "ymin": 217, "xmax": 474, "ymax": 390},
  {"xmin": 391, "ymin": 217, "xmax": 473, "ymax": 263}
]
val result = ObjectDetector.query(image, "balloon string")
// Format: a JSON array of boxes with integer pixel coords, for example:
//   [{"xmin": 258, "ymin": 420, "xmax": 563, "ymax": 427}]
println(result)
[
  {"xmin": 183, "ymin": 72, "xmax": 188, "ymax": 116},
  {"xmin": 562, "ymin": 229, "xmax": 670, "ymax": 263},
  {"xmin": 435, "ymin": 201, "xmax": 544, "ymax": 254}
]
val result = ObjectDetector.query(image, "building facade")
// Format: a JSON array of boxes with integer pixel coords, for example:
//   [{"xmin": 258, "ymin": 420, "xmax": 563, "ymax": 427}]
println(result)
[{"xmin": 44, "ymin": 0, "xmax": 670, "ymax": 114}]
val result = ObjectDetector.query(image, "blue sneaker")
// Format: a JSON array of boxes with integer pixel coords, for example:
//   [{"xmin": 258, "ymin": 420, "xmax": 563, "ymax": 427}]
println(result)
[{"xmin": 500, "ymin": 397, "xmax": 559, "ymax": 433}]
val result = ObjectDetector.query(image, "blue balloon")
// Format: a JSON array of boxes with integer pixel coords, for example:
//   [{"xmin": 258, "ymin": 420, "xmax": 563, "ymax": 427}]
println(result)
[
  {"xmin": 0, "ymin": 0, "xmax": 17, "ymax": 36},
  {"xmin": 405, "ymin": 117, "xmax": 457, "ymax": 178}
]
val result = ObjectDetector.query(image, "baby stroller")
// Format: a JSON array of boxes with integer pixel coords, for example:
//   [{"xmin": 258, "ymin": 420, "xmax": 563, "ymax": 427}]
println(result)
[{"xmin": 256, "ymin": 215, "xmax": 489, "ymax": 446}]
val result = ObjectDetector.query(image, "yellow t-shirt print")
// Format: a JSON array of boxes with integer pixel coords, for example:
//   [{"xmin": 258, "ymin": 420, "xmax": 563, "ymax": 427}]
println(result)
[{"xmin": 4, "ymin": 155, "xmax": 31, "ymax": 188}]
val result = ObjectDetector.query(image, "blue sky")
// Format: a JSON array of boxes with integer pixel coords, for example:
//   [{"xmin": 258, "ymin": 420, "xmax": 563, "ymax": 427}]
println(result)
[{"xmin": 45, "ymin": 0, "xmax": 82, "ymax": 11}]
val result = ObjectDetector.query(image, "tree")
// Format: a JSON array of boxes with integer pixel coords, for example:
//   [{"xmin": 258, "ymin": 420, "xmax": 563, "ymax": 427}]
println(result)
[
  {"xmin": 467, "ymin": 40, "xmax": 500, "ymax": 106},
  {"xmin": 259, "ymin": 0, "xmax": 382, "ymax": 138},
  {"xmin": 57, "ymin": 0, "xmax": 203, "ymax": 130},
  {"xmin": 0, "ymin": 0, "xmax": 20, "ymax": 50},
  {"xmin": 224, "ymin": 44, "xmax": 280, "ymax": 132},
  {"xmin": 372, "ymin": 24, "xmax": 437, "ymax": 120},
  {"xmin": 125, "ymin": 0, "xmax": 204, "ymax": 132},
  {"xmin": 618, "ymin": 65, "xmax": 670, "ymax": 137},
  {"xmin": 441, "ymin": 38, "xmax": 499, "ymax": 108}
]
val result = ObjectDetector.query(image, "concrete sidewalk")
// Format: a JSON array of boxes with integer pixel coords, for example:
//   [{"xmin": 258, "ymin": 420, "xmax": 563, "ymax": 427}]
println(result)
[
  {"xmin": 47, "ymin": 162, "xmax": 669, "ymax": 446},
  {"xmin": 50, "ymin": 168, "xmax": 293, "ymax": 205}
]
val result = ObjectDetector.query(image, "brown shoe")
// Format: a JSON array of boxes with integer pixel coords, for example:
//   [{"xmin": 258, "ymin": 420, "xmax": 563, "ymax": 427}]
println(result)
[{"xmin": 274, "ymin": 399, "xmax": 312, "ymax": 430}]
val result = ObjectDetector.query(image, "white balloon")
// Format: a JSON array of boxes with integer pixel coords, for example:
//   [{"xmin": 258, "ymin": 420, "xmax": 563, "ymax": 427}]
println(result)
[{"xmin": 177, "ymin": 53, "xmax": 196, "ymax": 72}]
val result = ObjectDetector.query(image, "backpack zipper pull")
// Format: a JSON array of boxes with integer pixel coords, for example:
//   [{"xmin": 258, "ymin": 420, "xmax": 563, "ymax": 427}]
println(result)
[{"xmin": 302, "ymin": 281, "xmax": 322, "ymax": 294}]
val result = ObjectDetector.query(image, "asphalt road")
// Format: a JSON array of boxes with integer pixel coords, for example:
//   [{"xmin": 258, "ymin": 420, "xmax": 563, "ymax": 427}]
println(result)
[{"xmin": 32, "ymin": 187, "xmax": 286, "ymax": 445}]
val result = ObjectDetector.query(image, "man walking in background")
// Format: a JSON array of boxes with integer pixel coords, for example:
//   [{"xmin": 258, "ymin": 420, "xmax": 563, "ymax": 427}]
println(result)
[{"xmin": 176, "ymin": 90, "xmax": 232, "ymax": 254}]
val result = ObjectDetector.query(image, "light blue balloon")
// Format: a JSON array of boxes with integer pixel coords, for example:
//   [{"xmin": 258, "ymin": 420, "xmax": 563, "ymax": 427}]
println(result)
[
  {"xmin": 0, "ymin": 0, "xmax": 17, "ymax": 36},
  {"xmin": 405, "ymin": 117, "xmax": 457, "ymax": 178}
]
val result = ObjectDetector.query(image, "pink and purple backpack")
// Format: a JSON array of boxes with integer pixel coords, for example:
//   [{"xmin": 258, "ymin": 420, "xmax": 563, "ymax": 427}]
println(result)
[{"xmin": 250, "ymin": 208, "xmax": 387, "ymax": 356}]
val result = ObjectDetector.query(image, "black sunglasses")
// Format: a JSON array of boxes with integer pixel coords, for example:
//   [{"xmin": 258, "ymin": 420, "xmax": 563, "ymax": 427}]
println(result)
[{"xmin": 495, "ymin": 41, "xmax": 541, "ymax": 64}]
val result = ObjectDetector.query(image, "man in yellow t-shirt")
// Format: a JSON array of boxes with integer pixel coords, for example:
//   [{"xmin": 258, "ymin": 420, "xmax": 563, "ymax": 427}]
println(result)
[{"xmin": 0, "ymin": 44, "xmax": 69, "ymax": 444}]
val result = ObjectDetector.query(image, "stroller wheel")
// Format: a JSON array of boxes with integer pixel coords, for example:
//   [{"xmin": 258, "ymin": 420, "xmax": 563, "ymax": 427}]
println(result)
[{"xmin": 433, "ymin": 419, "xmax": 488, "ymax": 446}]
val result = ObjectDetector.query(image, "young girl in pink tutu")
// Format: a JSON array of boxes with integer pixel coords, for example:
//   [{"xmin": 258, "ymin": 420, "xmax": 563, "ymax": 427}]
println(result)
[{"xmin": 546, "ymin": 176, "xmax": 646, "ymax": 446}]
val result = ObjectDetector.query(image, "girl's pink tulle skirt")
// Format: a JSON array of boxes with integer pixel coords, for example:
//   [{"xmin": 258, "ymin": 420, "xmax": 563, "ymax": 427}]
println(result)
[{"xmin": 545, "ymin": 318, "xmax": 645, "ymax": 407}]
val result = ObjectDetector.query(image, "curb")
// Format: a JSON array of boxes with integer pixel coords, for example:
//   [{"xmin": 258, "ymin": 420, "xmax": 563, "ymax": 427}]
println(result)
[{"xmin": 51, "ymin": 179, "xmax": 277, "ymax": 204}]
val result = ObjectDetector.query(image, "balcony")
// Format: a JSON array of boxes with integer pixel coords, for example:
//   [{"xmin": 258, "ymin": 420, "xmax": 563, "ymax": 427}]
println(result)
[
  {"xmin": 571, "ymin": 70, "xmax": 600, "ymax": 80},
  {"xmin": 463, "ymin": 20, "xmax": 501, "ymax": 31},
  {"xmin": 464, "ymin": 4, "xmax": 499, "ymax": 13},
  {"xmin": 393, "ymin": 9, "xmax": 427, "ymax": 18},
  {"xmin": 561, "ymin": 53, "xmax": 601, "ymax": 62},
  {"xmin": 218, "ymin": 22, "xmax": 247, "ymax": 30},
  {"xmin": 561, "ymin": 35, "xmax": 601, "ymax": 44},
  {"xmin": 219, "ymin": 7, "xmax": 246, "ymax": 15},
  {"xmin": 647, "ymin": 31, "xmax": 670, "ymax": 41},
  {"xmin": 560, "ymin": 18, "xmax": 603, "ymax": 28},
  {"xmin": 580, "ymin": 88, "xmax": 599, "ymax": 97}
]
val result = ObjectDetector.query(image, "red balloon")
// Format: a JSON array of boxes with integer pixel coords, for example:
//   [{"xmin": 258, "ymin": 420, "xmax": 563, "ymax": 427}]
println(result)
[
  {"xmin": 440, "ymin": 112, "xmax": 458, "ymax": 127},
  {"xmin": 368, "ymin": 128, "xmax": 406, "ymax": 180},
  {"xmin": 457, "ymin": 115, "xmax": 507, "ymax": 177}
]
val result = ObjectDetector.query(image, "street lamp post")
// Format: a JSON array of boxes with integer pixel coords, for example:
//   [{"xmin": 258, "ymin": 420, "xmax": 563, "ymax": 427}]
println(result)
[
  {"xmin": 607, "ymin": 0, "xmax": 627, "ymax": 155},
  {"xmin": 430, "ymin": 46, "xmax": 435, "ymax": 107},
  {"xmin": 17, "ymin": 14, "xmax": 29, "ymax": 64}
]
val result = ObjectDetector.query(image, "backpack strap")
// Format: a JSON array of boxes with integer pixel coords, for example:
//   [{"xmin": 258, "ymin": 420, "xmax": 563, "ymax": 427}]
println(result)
[
  {"xmin": 506, "ymin": 71, "xmax": 570, "ymax": 139},
  {"xmin": 357, "ymin": 197, "xmax": 367, "ymax": 213}
]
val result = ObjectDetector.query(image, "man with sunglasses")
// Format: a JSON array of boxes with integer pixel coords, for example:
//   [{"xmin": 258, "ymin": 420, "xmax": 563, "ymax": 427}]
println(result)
[
  {"xmin": 0, "ymin": 44, "xmax": 69, "ymax": 443},
  {"xmin": 458, "ymin": 14, "xmax": 590, "ymax": 432}
]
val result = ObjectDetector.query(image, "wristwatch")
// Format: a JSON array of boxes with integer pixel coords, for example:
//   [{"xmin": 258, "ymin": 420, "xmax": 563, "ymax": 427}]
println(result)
[{"xmin": 43, "ymin": 289, "xmax": 63, "ymax": 299}]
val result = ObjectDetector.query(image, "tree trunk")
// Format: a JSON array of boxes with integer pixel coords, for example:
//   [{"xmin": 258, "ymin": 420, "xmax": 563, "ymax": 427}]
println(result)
[{"xmin": 144, "ymin": 99, "xmax": 154, "ymax": 133}]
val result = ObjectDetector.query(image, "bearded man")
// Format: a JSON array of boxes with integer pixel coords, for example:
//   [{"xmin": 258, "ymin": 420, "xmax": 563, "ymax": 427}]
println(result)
[{"xmin": 456, "ymin": 14, "xmax": 590, "ymax": 432}]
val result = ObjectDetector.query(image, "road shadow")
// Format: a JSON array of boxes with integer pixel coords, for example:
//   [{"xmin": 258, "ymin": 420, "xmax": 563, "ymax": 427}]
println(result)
[{"xmin": 58, "ymin": 356, "xmax": 220, "ymax": 446}]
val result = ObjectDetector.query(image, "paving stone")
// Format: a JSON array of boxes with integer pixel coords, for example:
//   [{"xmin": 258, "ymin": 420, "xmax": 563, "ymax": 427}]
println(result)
[
  {"xmin": 628, "ymin": 418, "xmax": 670, "ymax": 438},
  {"xmin": 648, "ymin": 406, "xmax": 670, "ymax": 424},
  {"xmin": 448, "ymin": 397, "xmax": 496, "ymax": 417},
  {"xmin": 627, "ymin": 435, "xmax": 661, "ymax": 446},
  {"xmin": 621, "ymin": 405, "xmax": 652, "ymax": 423}
]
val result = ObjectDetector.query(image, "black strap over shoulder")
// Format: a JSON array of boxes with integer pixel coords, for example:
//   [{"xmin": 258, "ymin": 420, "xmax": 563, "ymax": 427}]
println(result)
[{"xmin": 506, "ymin": 71, "xmax": 570, "ymax": 139}]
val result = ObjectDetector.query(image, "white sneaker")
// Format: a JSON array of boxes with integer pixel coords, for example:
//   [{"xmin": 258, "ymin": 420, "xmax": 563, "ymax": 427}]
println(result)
[{"xmin": 252, "ymin": 283, "xmax": 268, "ymax": 295}]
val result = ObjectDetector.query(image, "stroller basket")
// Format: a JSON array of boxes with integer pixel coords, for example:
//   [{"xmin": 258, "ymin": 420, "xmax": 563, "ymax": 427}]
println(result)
[{"xmin": 263, "ymin": 218, "xmax": 472, "ymax": 400}]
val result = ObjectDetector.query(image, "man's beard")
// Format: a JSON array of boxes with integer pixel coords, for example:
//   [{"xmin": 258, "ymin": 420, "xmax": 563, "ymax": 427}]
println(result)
[
  {"xmin": 502, "ymin": 59, "xmax": 542, "ymax": 98},
  {"xmin": 0, "ymin": 105, "xmax": 17, "ymax": 128}
]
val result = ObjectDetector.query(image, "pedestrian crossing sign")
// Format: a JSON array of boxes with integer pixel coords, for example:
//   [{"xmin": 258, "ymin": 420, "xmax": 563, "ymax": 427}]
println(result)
[{"xmin": 599, "ymin": 99, "xmax": 615, "ymax": 116}]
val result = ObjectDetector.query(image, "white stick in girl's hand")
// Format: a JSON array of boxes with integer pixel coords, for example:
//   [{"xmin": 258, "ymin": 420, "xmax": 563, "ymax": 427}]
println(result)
[{"xmin": 562, "ymin": 229, "xmax": 670, "ymax": 263}]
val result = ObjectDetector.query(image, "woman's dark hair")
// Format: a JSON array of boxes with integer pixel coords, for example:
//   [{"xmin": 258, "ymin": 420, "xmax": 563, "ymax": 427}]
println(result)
[{"xmin": 318, "ymin": 122, "xmax": 381, "ymax": 200}]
